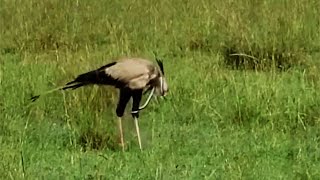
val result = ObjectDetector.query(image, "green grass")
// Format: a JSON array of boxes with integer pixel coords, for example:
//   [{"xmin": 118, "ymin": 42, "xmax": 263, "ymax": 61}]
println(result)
[{"xmin": 1, "ymin": 0, "xmax": 320, "ymax": 179}]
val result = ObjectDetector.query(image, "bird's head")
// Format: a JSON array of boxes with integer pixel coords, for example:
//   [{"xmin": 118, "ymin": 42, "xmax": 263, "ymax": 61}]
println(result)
[{"xmin": 155, "ymin": 58, "xmax": 169, "ymax": 96}]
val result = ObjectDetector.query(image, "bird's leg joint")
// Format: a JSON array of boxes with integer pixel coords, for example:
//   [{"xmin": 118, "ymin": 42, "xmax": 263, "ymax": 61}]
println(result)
[{"xmin": 131, "ymin": 110, "xmax": 139, "ymax": 118}]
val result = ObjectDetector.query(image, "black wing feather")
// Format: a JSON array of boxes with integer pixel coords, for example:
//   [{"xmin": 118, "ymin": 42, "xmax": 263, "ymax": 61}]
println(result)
[{"xmin": 63, "ymin": 61, "xmax": 124, "ymax": 90}]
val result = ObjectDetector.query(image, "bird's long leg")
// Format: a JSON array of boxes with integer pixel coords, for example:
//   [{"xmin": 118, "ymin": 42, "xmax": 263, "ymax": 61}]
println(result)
[
  {"xmin": 132, "ymin": 90, "xmax": 143, "ymax": 150},
  {"xmin": 139, "ymin": 87, "xmax": 154, "ymax": 110},
  {"xmin": 118, "ymin": 117, "xmax": 125, "ymax": 151},
  {"xmin": 116, "ymin": 88, "xmax": 132, "ymax": 151},
  {"xmin": 133, "ymin": 117, "xmax": 142, "ymax": 150}
]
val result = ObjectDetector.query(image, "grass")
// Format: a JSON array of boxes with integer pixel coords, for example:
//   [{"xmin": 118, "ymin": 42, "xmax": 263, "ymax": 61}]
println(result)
[{"xmin": 1, "ymin": 0, "xmax": 320, "ymax": 179}]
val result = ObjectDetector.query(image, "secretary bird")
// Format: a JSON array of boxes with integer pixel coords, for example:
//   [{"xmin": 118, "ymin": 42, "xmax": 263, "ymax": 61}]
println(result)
[{"xmin": 31, "ymin": 57, "xmax": 169, "ymax": 151}]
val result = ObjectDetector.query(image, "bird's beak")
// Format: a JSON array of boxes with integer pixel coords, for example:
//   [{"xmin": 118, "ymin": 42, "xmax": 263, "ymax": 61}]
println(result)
[
  {"xmin": 161, "ymin": 90, "xmax": 168, "ymax": 98},
  {"xmin": 162, "ymin": 91, "xmax": 167, "ymax": 97}
]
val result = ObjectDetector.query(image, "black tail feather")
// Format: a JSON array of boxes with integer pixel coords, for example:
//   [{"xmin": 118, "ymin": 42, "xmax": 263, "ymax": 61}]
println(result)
[
  {"xmin": 67, "ymin": 70, "xmax": 98, "ymax": 85},
  {"xmin": 66, "ymin": 80, "xmax": 76, "ymax": 86},
  {"xmin": 62, "ymin": 83, "xmax": 86, "ymax": 90},
  {"xmin": 64, "ymin": 62, "xmax": 121, "ymax": 88},
  {"xmin": 30, "ymin": 95, "xmax": 40, "ymax": 102},
  {"xmin": 30, "ymin": 62, "xmax": 119, "ymax": 103}
]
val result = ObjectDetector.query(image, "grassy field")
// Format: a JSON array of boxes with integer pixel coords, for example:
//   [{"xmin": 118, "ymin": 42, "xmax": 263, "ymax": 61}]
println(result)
[{"xmin": 1, "ymin": 0, "xmax": 320, "ymax": 179}]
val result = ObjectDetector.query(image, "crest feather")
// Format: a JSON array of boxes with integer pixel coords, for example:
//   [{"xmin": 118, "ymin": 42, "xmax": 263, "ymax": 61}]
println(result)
[{"xmin": 156, "ymin": 58, "xmax": 164, "ymax": 75}]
